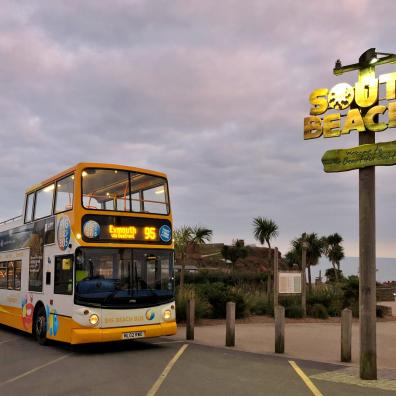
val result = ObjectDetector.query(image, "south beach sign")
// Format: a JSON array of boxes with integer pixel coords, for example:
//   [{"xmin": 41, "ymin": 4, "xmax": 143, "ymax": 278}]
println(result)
[
  {"xmin": 304, "ymin": 72, "xmax": 396, "ymax": 139},
  {"xmin": 304, "ymin": 71, "xmax": 396, "ymax": 172}
]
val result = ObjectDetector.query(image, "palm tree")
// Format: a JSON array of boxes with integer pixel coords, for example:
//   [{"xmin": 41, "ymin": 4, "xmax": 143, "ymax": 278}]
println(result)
[
  {"xmin": 323, "ymin": 233, "xmax": 344, "ymax": 282},
  {"xmin": 174, "ymin": 225, "xmax": 213, "ymax": 290},
  {"xmin": 173, "ymin": 226, "xmax": 193, "ymax": 290},
  {"xmin": 253, "ymin": 217, "xmax": 279, "ymax": 295},
  {"xmin": 291, "ymin": 232, "xmax": 325, "ymax": 292},
  {"xmin": 191, "ymin": 226, "xmax": 213, "ymax": 248}
]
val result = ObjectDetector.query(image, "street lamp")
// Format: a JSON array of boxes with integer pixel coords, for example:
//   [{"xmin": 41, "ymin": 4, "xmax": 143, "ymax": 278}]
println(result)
[{"xmin": 333, "ymin": 48, "xmax": 396, "ymax": 75}]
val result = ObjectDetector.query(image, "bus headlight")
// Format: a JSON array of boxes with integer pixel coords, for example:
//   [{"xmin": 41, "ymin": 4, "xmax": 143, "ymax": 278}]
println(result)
[
  {"xmin": 163, "ymin": 310, "xmax": 172, "ymax": 320},
  {"xmin": 89, "ymin": 314, "xmax": 99, "ymax": 325}
]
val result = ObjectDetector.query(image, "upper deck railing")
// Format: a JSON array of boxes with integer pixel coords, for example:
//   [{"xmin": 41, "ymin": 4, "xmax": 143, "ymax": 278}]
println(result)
[{"xmin": 0, "ymin": 215, "xmax": 22, "ymax": 226}]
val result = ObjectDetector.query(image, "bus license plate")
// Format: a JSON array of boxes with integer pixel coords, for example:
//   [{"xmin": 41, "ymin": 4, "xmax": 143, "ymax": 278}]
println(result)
[{"xmin": 122, "ymin": 331, "xmax": 145, "ymax": 340}]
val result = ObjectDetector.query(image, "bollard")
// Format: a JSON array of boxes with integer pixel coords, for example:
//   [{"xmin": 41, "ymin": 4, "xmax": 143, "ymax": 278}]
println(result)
[
  {"xmin": 226, "ymin": 302, "xmax": 236, "ymax": 347},
  {"xmin": 341, "ymin": 308, "xmax": 352, "ymax": 362},
  {"xmin": 186, "ymin": 298, "xmax": 195, "ymax": 340},
  {"xmin": 275, "ymin": 305, "xmax": 285, "ymax": 354}
]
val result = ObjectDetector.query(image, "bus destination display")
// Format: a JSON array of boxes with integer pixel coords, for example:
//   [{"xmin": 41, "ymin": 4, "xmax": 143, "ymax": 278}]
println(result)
[{"xmin": 82, "ymin": 215, "xmax": 172, "ymax": 244}]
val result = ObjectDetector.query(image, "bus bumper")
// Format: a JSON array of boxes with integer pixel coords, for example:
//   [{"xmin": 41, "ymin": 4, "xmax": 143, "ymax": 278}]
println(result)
[{"xmin": 70, "ymin": 321, "xmax": 177, "ymax": 344}]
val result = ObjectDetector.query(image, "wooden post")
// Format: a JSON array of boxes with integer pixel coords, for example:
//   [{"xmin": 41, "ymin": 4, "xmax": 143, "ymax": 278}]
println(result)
[
  {"xmin": 274, "ymin": 305, "xmax": 285, "ymax": 354},
  {"xmin": 358, "ymin": 66, "xmax": 377, "ymax": 380},
  {"xmin": 341, "ymin": 308, "xmax": 352, "ymax": 363},
  {"xmin": 186, "ymin": 298, "xmax": 195, "ymax": 340},
  {"xmin": 273, "ymin": 247, "xmax": 279, "ymax": 308},
  {"xmin": 301, "ymin": 243, "xmax": 307, "ymax": 317},
  {"xmin": 226, "ymin": 302, "xmax": 236, "ymax": 347}
]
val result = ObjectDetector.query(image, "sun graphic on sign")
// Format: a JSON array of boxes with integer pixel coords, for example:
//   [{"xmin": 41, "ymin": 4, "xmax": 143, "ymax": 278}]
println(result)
[{"xmin": 328, "ymin": 83, "xmax": 354, "ymax": 110}]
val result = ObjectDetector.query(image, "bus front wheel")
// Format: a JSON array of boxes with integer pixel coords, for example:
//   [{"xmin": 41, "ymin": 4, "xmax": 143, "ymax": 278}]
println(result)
[{"xmin": 34, "ymin": 306, "xmax": 48, "ymax": 345}]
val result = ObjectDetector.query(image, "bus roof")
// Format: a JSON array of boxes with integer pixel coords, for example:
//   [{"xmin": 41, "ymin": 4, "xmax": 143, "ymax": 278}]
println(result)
[{"xmin": 25, "ymin": 163, "xmax": 168, "ymax": 194}]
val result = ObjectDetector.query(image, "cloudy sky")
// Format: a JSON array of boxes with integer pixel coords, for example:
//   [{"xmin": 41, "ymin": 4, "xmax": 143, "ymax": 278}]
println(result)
[{"xmin": 1, "ymin": 0, "xmax": 396, "ymax": 257}]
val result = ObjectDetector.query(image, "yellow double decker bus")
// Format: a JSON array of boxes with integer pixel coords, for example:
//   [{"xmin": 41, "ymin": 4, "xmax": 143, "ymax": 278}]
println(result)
[{"xmin": 0, "ymin": 163, "xmax": 176, "ymax": 344}]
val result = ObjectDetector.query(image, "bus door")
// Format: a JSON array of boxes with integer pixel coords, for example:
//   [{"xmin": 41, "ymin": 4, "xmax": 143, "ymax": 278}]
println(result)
[{"xmin": 52, "ymin": 254, "xmax": 74, "ymax": 316}]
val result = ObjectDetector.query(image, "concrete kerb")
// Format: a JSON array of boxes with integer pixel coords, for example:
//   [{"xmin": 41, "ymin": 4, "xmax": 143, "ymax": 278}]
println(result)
[{"xmin": 175, "ymin": 317, "xmax": 396, "ymax": 371}]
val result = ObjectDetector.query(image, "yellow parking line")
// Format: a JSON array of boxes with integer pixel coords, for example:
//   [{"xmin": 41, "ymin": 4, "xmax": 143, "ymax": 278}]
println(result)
[
  {"xmin": 289, "ymin": 360, "xmax": 324, "ymax": 396},
  {"xmin": 147, "ymin": 344, "xmax": 189, "ymax": 396}
]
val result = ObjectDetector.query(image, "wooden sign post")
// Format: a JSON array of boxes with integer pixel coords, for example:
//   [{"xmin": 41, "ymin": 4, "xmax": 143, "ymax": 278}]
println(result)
[{"xmin": 303, "ymin": 49, "xmax": 396, "ymax": 379}]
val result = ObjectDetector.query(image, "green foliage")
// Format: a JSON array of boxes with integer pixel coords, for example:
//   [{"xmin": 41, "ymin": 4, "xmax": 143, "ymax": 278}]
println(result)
[
  {"xmin": 307, "ymin": 288, "xmax": 334, "ymax": 308},
  {"xmin": 290, "ymin": 232, "xmax": 325, "ymax": 268},
  {"xmin": 278, "ymin": 295, "xmax": 303, "ymax": 318},
  {"xmin": 310, "ymin": 303, "xmax": 329, "ymax": 319},
  {"xmin": 221, "ymin": 240, "xmax": 248, "ymax": 271},
  {"xmin": 341, "ymin": 276, "xmax": 359, "ymax": 308},
  {"xmin": 178, "ymin": 270, "xmax": 268, "ymax": 287},
  {"xmin": 197, "ymin": 282, "xmax": 248, "ymax": 318},
  {"xmin": 252, "ymin": 217, "xmax": 279, "ymax": 247},
  {"xmin": 244, "ymin": 291, "xmax": 272, "ymax": 315},
  {"xmin": 175, "ymin": 286, "xmax": 212, "ymax": 322},
  {"xmin": 325, "ymin": 268, "xmax": 343, "ymax": 283},
  {"xmin": 285, "ymin": 305, "xmax": 304, "ymax": 318}
]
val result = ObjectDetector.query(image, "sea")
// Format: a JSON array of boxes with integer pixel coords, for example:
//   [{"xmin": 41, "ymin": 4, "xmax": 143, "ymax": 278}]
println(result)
[{"xmin": 311, "ymin": 257, "xmax": 396, "ymax": 283}]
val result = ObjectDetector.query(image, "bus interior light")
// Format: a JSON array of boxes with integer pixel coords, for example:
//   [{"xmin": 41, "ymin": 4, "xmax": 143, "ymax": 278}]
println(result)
[{"xmin": 44, "ymin": 185, "xmax": 55, "ymax": 192}]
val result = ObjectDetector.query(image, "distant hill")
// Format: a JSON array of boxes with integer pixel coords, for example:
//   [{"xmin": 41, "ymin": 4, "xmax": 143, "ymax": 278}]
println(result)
[{"xmin": 178, "ymin": 243, "xmax": 286, "ymax": 273}]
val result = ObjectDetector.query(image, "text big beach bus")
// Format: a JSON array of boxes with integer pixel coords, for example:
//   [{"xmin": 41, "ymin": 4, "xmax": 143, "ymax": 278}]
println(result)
[{"xmin": 0, "ymin": 163, "xmax": 176, "ymax": 344}]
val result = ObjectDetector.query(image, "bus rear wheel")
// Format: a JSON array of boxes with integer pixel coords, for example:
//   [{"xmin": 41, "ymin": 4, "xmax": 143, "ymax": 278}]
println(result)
[{"xmin": 34, "ymin": 306, "xmax": 48, "ymax": 345}]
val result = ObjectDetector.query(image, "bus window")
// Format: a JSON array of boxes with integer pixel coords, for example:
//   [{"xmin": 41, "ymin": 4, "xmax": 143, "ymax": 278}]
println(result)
[
  {"xmin": 131, "ymin": 192, "xmax": 142, "ymax": 212},
  {"xmin": 55, "ymin": 175, "xmax": 74, "ymax": 213},
  {"xmin": 34, "ymin": 184, "xmax": 54, "ymax": 219},
  {"xmin": 25, "ymin": 192, "xmax": 35, "ymax": 223},
  {"xmin": 82, "ymin": 169, "xmax": 130, "ymax": 212},
  {"xmin": 0, "ymin": 262, "xmax": 6, "ymax": 289},
  {"xmin": 7, "ymin": 262, "xmax": 14, "ymax": 289},
  {"xmin": 14, "ymin": 261, "xmax": 21, "ymax": 290},
  {"xmin": 142, "ymin": 184, "xmax": 168, "ymax": 214},
  {"xmin": 54, "ymin": 256, "xmax": 73, "ymax": 295}
]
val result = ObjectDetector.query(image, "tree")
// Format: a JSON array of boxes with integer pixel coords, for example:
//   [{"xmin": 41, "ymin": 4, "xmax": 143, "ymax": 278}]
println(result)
[
  {"xmin": 173, "ymin": 226, "xmax": 193, "ymax": 291},
  {"xmin": 323, "ymin": 233, "xmax": 345, "ymax": 283},
  {"xmin": 290, "ymin": 232, "xmax": 325, "ymax": 292},
  {"xmin": 221, "ymin": 239, "xmax": 247, "ymax": 273},
  {"xmin": 284, "ymin": 249, "xmax": 300, "ymax": 269},
  {"xmin": 191, "ymin": 226, "xmax": 213, "ymax": 248},
  {"xmin": 174, "ymin": 225, "xmax": 213, "ymax": 290},
  {"xmin": 325, "ymin": 267, "xmax": 343, "ymax": 283},
  {"xmin": 253, "ymin": 217, "xmax": 279, "ymax": 295}
]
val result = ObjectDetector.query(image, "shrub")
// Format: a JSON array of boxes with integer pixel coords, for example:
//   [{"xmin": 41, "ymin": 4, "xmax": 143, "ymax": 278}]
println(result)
[
  {"xmin": 244, "ymin": 291, "xmax": 271, "ymax": 315},
  {"xmin": 327, "ymin": 297, "xmax": 343, "ymax": 317},
  {"xmin": 307, "ymin": 288, "xmax": 334, "ymax": 309},
  {"xmin": 310, "ymin": 303, "xmax": 329, "ymax": 319},
  {"xmin": 285, "ymin": 305, "xmax": 303, "ymax": 318},
  {"xmin": 341, "ymin": 276, "xmax": 359, "ymax": 308},
  {"xmin": 175, "ymin": 287, "xmax": 211, "ymax": 322},
  {"xmin": 196, "ymin": 282, "xmax": 248, "ymax": 318}
]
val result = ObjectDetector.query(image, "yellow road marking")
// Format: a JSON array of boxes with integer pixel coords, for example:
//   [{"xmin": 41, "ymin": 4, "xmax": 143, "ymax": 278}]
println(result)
[
  {"xmin": 147, "ymin": 344, "xmax": 189, "ymax": 396},
  {"xmin": 289, "ymin": 360, "xmax": 324, "ymax": 396},
  {"xmin": 0, "ymin": 354, "xmax": 70, "ymax": 386}
]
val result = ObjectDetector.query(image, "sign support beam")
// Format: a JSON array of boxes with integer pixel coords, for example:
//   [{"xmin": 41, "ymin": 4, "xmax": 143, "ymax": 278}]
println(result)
[{"xmin": 358, "ymin": 67, "xmax": 377, "ymax": 380}]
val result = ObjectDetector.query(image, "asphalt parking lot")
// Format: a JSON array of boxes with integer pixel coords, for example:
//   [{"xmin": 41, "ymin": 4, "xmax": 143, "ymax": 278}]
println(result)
[{"xmin": 0, "ymin": 324, "xmax": 393, "ymax": 396}]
